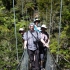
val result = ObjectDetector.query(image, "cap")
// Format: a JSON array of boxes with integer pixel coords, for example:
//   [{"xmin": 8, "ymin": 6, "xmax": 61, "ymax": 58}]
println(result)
[
  {"xmin": 19, "ymin": 28, "xmax": 24, "ymax": 31},
  {"xmin": 41, "ymin": 24, "xmax": 47, "ymax": 29},
  {"xmin": 34, "ymin": 18, "xmax": 40, "ymax": 23}
]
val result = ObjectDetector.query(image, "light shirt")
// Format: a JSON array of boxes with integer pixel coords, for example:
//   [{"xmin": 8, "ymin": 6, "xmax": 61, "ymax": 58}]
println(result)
[
  {"xmin": 34, "ymin": 25, "xmax": 41, "ymax": 32},
  {"xmin": 23, "ymin": 30, "xmax": 41, "ymax": 50},
  {"xmin": 41, "ymin": 32, "xmax": 48, "ymax": 47}
]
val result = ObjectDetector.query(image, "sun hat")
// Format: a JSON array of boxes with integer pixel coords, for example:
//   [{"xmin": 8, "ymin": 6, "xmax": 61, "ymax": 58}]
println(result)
[
  {"xmin": 41, "ymin": 24, "xmax": 47, "ymax": 29},
  {"xmin": 34, "ymin": 18, "xmax": 40, "ymax": 23},
  {"xmin": 19, "ymin": 28, "xmax": 24, "ymax": 31}
]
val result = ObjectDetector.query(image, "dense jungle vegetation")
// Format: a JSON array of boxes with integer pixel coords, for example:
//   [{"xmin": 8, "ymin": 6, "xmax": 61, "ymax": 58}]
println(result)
[{"xmin": 0, "ymin": 0, "xmax": 70, "ymax": 70}]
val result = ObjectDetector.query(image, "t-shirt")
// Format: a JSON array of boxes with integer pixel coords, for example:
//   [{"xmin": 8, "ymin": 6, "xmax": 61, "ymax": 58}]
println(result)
[
  {"xmin": 34, "ymin": 25, "xmax": 41, "ymax": 32},
  {"xmin": 41, "ymin": 32, "xmax": 49, "ymax": 47},
  {"xmin": 23, "ymin": 30, "xmax": 41, "ymax": 51}
]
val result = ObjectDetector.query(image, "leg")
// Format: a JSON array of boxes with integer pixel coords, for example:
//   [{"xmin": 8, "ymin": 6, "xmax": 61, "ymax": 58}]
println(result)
[
  {"xmin": 34, "ymin": 49, "xmax": 39, "ymax": 70},
  {"xmin": 40, "ymin": 54, "xmax": 44, "ymax": 68},
  {"xmin": 27, "ymin": 49, "xmax": 35, "ymax": 70},
  {"xmin": 43, "ymin": 47, "xmax": 47, "ymax": 68},
  {"xmin": 39, "ymin": 46, "xmax": 44, "ymax": 70}
]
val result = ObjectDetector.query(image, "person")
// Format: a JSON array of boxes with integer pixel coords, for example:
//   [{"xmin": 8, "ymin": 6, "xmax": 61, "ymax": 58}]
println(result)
[
  {"xmin": 19, "ymin": 28, "xmax": 25, "ymax": 43},
  {"xmin": 19, "ymin": 27, "xmax": 29, "ymax": 70},
  {"xmin": 40, "ymin": 24, "xmax": 50, "ymax": 70},
  {"xmin": 23, "ymin": 22, "xmax": 49, "ymax": 70},
  {"xmin": 19, "ymin": 28, "xmax": 25, "ymax": 36},
  {"xmin": 34, "ymin": 18, "xmax": 41, "ymax": 32},
  {"xmin": 19, "ymin": 25, "xmax": 26, "ymax": 36}
]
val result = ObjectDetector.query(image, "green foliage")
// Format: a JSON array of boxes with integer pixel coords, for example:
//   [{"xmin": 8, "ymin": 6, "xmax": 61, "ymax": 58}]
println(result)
[
  {"xmin": 50, "ymin": 38, "xmax": 58, "ymax": 53},
  {"xmin": 2, "ymin": 0, "xmax": 16, "ymax": 10},
  {"xmin": 0, "ymin": 0, "xmax": 70, "ymax": 69}
]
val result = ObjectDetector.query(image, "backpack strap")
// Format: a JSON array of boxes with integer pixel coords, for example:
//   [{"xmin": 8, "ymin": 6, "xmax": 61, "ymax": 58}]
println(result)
[
  {"xmin": 30, "ymin": 31, "xmax": 38, "ymax": 40},
  {"xmin": 36, "ymin": 31, "xmax": 38, "ymax": 39},
  {"xmin": 44, "ymin": 32, "xmax": 49, "ymax": 39},
  {"xmin": 30, "ymin": 31, "xmax": 39, "ymax": 49},
  {"xmin": 26, "ymin": 31, "xmax": 28, "ymax": 49}
]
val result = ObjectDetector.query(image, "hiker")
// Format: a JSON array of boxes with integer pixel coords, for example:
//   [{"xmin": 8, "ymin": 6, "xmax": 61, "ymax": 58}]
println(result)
[
  {"xmin": 19, "ymin": 28, "xmax": 25, "ymax": 36},
  {"xmin": 40, "ymin": 24, "xmax": 50, "ymax": 70},
  {"xmin": 34, "ymin": 18, "xmax": 41, "ymax": 32},
  {"xmin": 23, "ymin": 22, "xmax": 49, "ymax": 70}
]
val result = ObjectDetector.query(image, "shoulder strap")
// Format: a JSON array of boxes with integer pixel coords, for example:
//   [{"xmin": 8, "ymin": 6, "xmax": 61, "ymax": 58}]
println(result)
[
  {"xmin": 26, "ymin": 31, "xmax": 28, "ymax": 48},
  {"xmin": 36, "ymin": 31, "xmax": 38, "ymax": 39},
  {"xmin": 45, "ymin": 32, "xmax": 49, "ymax": 39},
  {"xmin": 30, "ymin": 31, "xmax": 38, "ymax": 40}
]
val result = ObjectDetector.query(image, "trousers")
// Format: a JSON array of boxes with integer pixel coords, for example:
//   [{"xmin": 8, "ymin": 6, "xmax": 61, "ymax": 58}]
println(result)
[
  {"xmin": 39, "ymin": 47, "xmax": 47, "ymax": 68},
  {"xmin": 27, "ymin": 49, "xmax": 39, "ymax": 70}
]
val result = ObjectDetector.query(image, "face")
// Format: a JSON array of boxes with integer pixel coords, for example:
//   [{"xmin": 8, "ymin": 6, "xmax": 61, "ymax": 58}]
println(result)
[
  {"xmin": 41, "ymin": 27, "xmax": 46, "ymax": 32},
  {"xmin": 19, "ymin": 31, "xmax": 24, "ymax": 35},
  {"xmin": 35, "ymin": 21, "xmax": 39, "ymax": 26},
  {"xmin": 29, "ymin": 25, "xmax": 34, "ymax": 31}
]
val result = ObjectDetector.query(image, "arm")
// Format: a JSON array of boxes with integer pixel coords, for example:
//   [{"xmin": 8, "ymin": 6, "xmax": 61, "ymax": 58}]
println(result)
[
  {"xmin": 38, "ymin": 32, "xmax": 49, "ymax": 48},
  {"xmin": 23, "ymin": 32, "xmax": 27, "ymax": 49},
  {"xmin": 46, "ymin": 39, "xmax": 50, "ymax": 48},
  {"xmin": 41, "ymin": 39, "xmax": 49, "ymax": 48},
  {"xmin": 24, "ymin": 40, "xmax": 27, "ymax": 49},
  {"xmin": 45, "ymin": 33, "xmax": 50, "ymax": 48}
]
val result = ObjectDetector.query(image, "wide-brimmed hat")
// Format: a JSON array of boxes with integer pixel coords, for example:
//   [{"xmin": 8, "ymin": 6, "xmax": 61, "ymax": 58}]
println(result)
[
  {"xmin": 19, "ymin": 28, "xmax": 24, "ymax": 31},
  {"xmin": 41, "ymin": 24, "xmax": 47, "ymax": 29},
  {"xmin": 34, "ymin": 18, "xmax": 40, "ymax": 23}
]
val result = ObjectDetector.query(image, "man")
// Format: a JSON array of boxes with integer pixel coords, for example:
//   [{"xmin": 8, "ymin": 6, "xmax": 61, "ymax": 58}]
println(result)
[
  {"xmin": 23, "ymin": 23, "xmax": 49, "ymax": 70},
  {"xmin": 34, "ymin": 18, "xmax": 41, "ymax": 32},
  {"xmin": 40, "ymin": 24, "xmax": 50, "ymax": 70}
]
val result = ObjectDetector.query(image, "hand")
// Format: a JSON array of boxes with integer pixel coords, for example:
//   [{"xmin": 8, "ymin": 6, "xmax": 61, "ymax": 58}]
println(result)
[
  {"xmin": 45, "ymin": 43, "xmax": 49, "ymax": 48},
  {"xmin": 24, "ymin": 46, "xmax": 27, "ymax": 49}
]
